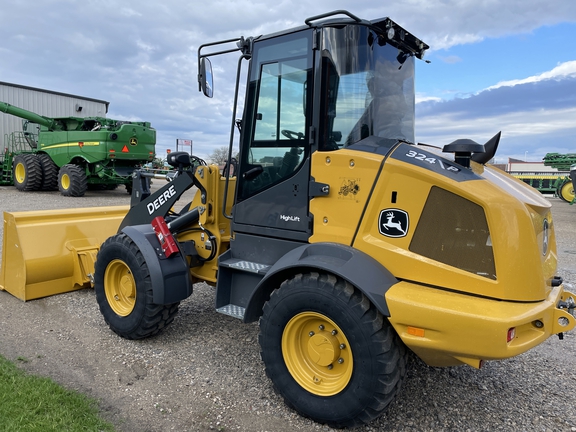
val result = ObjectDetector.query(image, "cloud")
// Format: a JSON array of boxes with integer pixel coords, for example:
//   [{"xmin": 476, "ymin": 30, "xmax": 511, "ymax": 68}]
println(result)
[
  {"xmin": 486, "ymin": 60, "xmax": 576, "ymax": 90},
  {"xmin": 415, "ymin": 94, "xmax": 443, "ymax": 104},
  {"xmin": 1, "ymin": 0, "xmax": 576, "ymax": 160},
  {"xmin": 416, "ymin": 69, "xmax": 576, "ymax": 161},
  {"xmin": 438, "ymin": 55, "xmax": 462, "ymax": 64},
  {"xmin": 419, "ymin": 75, "xmax": 576, "ymax": 117},
  {"xmin": 393, "ymin": 0, "xmax": 576, "ymax": 50}
]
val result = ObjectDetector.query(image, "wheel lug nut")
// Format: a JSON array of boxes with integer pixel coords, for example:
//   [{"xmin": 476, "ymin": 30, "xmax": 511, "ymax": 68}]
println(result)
[
  {"xmin": 331, "ymin": 330, "xmax": 337, "ymax": 335},
  {"xmin": 338, "ymin": 358, "xmax": 344, "ymax": 364},
  {"xmin": 339, "ymin": 344, "xmax": 345, "ymax": 349},
  {"xmin": 309, "ymin": 331, "xmax": 315, "ymax": 337},
  {"xmin": 319, "ymin": 325, "xmax": 324, "ymax": 330},
  {"xmin": 327, "ymin": 364, "xmax": 333, "ymax": 370}
]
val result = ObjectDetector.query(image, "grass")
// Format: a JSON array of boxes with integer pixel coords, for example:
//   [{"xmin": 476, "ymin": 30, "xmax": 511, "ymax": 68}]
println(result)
[{"xmin": 0, "ymin": 354, "xmax": 115, "ymax": 431}]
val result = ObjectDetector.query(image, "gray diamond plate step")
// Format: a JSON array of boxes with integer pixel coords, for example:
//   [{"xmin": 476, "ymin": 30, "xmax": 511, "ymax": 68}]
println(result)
[
  {"xmin": 219, "ymin": 258, "xmax": 271, "ymax": 275},
  {"xmin": 216, "ymin": 257, "xmax": 271, "ymax": 320},
  {"xmin": 216, "ymin": 304, "xmax": 246, "ymax": 320}
]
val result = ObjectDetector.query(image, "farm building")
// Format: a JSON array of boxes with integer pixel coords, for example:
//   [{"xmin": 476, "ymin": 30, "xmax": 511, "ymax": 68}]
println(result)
[{"xmin": 0, "ymin": 81, "xmax": 109, "ymax": 148}]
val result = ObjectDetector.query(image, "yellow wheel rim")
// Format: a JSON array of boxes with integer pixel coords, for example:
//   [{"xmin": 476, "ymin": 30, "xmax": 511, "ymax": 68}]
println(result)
[
  {"xmin": 15, "ymin": 162, "xmax": 26, "ymax": 184},
  {"xmin": 560, "ymin": 182, "xmax": 575, "ymax": 202},
  {"xmin": 104, "ymin": 259, "xmax": 136, "ymax": 316},
  {"xmin": 61, "ymin": 173, "xmax": 70, "ymax": 190},
  {"xmin": 282, "ymin": 312, "xmax": 353, "ymax": 396}
]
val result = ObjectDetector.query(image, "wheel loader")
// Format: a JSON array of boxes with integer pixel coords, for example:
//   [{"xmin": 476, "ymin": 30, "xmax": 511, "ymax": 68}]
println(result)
[{"xmin": 1, "ymin": 10, "xmax": 575, "ymax": 429}]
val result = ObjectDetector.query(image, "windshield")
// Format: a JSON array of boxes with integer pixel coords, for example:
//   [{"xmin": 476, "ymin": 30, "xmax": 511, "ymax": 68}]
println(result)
[{"xmin": 320, "ymin": 25, "xmax": 415, "ymax": 152}]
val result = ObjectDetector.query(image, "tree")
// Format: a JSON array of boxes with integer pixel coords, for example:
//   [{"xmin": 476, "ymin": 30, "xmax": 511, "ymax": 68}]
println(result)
[
  {"xmin": 207, "ymin": 147, "xmax": 229, "ymax": 165},
  {"xmin": 152, "ymin": 156, "xmax": 165, "ymax": 168},
  {"xmin": 208, "ymin": 146, "xmax": 239, "ymax": 165}
]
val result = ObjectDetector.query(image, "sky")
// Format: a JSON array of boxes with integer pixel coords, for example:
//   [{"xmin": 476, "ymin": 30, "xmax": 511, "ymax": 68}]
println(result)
[{"xmin": 1, "ymin": 0, "xmax": 575, "ymax": 164}]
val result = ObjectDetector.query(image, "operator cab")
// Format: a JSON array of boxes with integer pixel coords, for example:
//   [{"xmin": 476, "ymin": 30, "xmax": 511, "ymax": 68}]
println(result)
[{"xmin": 198, "ymin": 11, "xmax": 428, "ymax": 241}]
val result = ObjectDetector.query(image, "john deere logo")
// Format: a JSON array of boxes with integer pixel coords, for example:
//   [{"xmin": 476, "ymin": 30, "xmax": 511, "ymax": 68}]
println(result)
[
  {"xmin": 129, "ymin": 137, "xmax": 138, "ymax": 146},
  {"xmin": 379, "ymin": 209, "xmax": 409, "ymax": 238}
]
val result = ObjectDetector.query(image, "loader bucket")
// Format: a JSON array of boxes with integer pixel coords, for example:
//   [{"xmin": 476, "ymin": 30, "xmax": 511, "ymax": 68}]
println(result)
[{"xmin": 1, "ymin": 206, "xmax": 128, "ymax": 301}]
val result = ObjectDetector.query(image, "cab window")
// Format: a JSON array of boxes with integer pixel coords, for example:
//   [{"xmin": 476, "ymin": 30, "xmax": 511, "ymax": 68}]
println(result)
[{"xmin": 239, "ymin": 33, "xmax": 312, "ymax": 200}]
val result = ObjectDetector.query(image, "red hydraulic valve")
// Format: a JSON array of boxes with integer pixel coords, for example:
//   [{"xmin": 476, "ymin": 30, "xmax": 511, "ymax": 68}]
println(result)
[{"xmin": 151, "ymin": 216, "xmax": 179, "ymax": 257}]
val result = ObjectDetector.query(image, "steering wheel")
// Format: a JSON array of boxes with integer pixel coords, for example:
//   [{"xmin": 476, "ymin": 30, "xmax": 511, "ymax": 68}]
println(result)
[{"xmin": 281, "ymin": 129, "xmax": 304, "ymax": 140}]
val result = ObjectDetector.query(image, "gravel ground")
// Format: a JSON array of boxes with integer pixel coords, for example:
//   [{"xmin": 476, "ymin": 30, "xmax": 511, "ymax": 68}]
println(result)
[{"xmin": 0, "ymin": 183, "xmax": 575, "ymax": 432}]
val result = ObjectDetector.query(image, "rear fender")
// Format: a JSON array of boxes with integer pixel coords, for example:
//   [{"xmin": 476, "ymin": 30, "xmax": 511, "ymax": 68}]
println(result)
[
  {"xmin": 69, "ymin": 156, "xmax": 91, "ymax": 167},
  {"xmin": 243, "ymin": 242, "xmax": 398, "ymax": 322},
  {"xmin": 121, "ymin": 225, "xmax": 193, "ymax": 304}
]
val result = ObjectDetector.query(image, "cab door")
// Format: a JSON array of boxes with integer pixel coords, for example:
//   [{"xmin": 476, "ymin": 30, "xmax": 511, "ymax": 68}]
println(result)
[{"xmin": 233, "ymin": 29, "xmax": 314, "ymax": 241}]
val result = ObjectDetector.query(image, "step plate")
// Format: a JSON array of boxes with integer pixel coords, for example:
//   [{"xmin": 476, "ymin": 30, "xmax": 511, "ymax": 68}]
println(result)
[
  {"xmin": 227, "ymin": 260, "xmax": 270, "ymax": 274},
  {"xmin": 216, "ymin": 304, "xmax": 246, "ymax": 320}
]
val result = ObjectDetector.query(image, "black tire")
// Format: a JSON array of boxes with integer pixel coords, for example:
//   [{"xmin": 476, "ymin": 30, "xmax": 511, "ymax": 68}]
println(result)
[
  {"xmin": 37, "ymin": 153, "xmax": 59, "ymax": 191},
  {"xmin": 94, "ymin": 233, "xmax": 180, "ymax": 340},
  {"xmin": 259, "ymin": 272, "xmax": 406, "ymax": 429},
  {"xmin": 125, "ymin": 183, "xmax": 132, "ymax": 195},
  {"xmin": 58, "ymin": 164, "xmax": 87, "ymax": 197},
  {"xmin": 12, "ymin": 153, "xmax": 42, "ymax": 191}
]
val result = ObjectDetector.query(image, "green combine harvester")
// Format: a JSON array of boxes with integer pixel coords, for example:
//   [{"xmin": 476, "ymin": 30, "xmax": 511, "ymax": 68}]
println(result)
[
  {"xmin": 1, "ymin": 101, "xmax": 156, "ymax": 197},
  {"xmin": 513, "ymin": 153, "xmax": 576, "ymax": 204}
]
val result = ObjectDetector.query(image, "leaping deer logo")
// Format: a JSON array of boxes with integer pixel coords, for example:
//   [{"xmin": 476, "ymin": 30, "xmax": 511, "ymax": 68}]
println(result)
[
  {"xmin": 382, "ymin": 212, "xmax": 406, "ymax": 235},
  {"xmin": 378, "ymin": 209, "xmax": 409, "ymax": 238}
]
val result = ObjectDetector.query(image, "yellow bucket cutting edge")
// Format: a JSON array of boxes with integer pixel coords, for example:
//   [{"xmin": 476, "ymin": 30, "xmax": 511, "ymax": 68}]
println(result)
[{"xmin": 0, "ymin": 206, "xmax": 128, "ymax": 301}]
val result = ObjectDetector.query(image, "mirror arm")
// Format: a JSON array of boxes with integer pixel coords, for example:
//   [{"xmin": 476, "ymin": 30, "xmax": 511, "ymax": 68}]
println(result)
[{"xmin": 197, "ymin": 38, "xmax": 244, "ymax": 90}]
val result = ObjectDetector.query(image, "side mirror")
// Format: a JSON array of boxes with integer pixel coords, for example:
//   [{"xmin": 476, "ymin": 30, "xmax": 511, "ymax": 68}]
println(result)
[{"xmin": 200, "ymin": 57, "xmax": 214, "ymax": 98}]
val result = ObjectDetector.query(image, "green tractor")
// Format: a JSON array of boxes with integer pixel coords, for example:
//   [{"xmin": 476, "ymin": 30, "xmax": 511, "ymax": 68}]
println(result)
[
  {"xmin": 1, "ymin": 101, "xmax": 156, "ymax": 196},
  {"xmin": 543, "ymin": 153, "xmax": 576, "ymax": 204}
]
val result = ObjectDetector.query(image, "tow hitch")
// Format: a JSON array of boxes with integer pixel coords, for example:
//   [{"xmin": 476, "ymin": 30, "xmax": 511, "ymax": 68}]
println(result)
[{"xmin": 557, "ymin": 291, "xmax": 576, "ymax": 340}]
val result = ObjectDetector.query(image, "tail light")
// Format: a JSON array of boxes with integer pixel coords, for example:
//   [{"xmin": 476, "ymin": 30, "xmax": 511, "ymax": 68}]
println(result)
[{"xmin": 507, "ymin": 327, "xmax": 516, "ymax": 343}]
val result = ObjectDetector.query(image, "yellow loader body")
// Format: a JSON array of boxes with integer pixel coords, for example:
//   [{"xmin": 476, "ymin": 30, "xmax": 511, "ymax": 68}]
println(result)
[
  {"xmin": 1, "ymin": 206, "xmax": 128, "ymax": 300},
  {"xmin": 309, "ymin": 146, "xmax": 576, "ymax": 367}
]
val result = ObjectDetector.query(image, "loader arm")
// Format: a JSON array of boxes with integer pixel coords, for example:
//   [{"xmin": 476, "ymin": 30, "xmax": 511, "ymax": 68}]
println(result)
[{"xmin": 119, "ymin": 168, "xmax": 200, "ymax": 231}]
